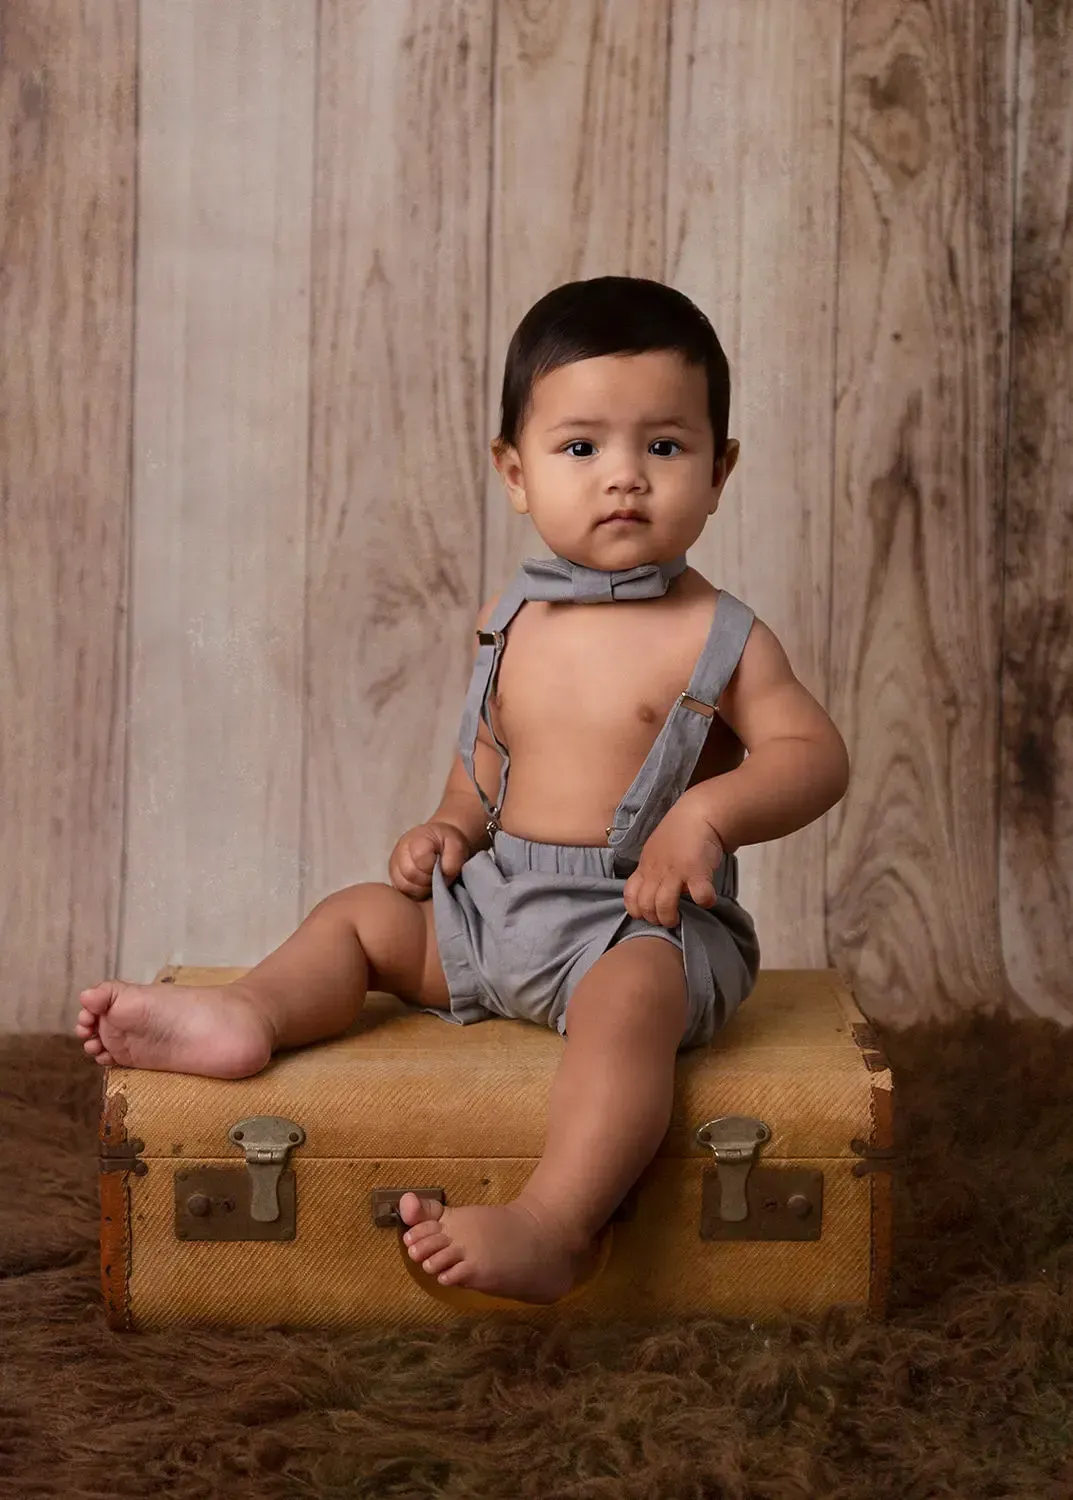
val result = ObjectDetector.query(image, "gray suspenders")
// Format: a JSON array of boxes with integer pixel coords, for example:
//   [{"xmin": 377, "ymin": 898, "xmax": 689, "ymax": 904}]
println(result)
[
  {"xmin": 608, "ymin": 589, "xmax": 755, "ymax": 865},
  {"xmin": 457, "ymin": 572, "xmax": 528, "ymax": 837},
  {"xmin": 457, "ymin": 577, "xmax": 755, "ymax": 853}
]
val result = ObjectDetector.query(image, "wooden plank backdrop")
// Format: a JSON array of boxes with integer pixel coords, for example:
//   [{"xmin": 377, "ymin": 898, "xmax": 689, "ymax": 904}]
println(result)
[
  {"xmin": 1, "ymin": 0, "xmax": 1070, "ymax": 1032},
  {"xmin": 1000, "ymin": 0, "xmax": 1073, "ymax": 1023},
  {"xmin": 121, "ymin": 0, "xmax": 315, "ymax": 982},
  {"xmin": 0, "ymin": 0, "xmax": 135, "ymax": 1026},
  {"xmin": 305, "ymin": 0, "xmax": 493, "ymax": 910},
  {"xmin": 828, "ymin": 0, "xmax": 1022, "ymax": 1018}
]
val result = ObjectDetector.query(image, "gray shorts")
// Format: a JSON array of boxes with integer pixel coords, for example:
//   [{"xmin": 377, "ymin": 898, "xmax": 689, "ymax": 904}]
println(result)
[{"xmin": 420, "ymin": 830, "xmax": 760, "ymax": 1050}]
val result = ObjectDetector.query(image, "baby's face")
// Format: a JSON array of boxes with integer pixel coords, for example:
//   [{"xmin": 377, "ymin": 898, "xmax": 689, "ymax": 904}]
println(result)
[{"xmin": 494, "ymin": 350, "xmax": 734, "ymax": 568}]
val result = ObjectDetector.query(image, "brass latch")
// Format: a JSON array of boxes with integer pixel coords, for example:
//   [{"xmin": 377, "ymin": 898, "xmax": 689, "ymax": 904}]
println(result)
[
  {"xmin": 174, "ymin": 1116, "xmax": 305, "ymax": 1242},
  {"xmin": 696, "ymin": 1115, "xmax": 823, "ymax": 1242},
  {"xmin": 228, "ymin": 1117, "xmax": 306, "ymax": 1222},
  {"xmin": 696, "ymin": 1116, "xmax": 771, "ymax": 1221}
]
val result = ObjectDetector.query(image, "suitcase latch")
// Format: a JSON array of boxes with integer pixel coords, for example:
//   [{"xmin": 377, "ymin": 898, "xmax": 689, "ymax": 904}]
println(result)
[
  {"xmin": 696, "ymin": 1116, "xmax": 771, "ymax": 1222},
  {"xmin": 695, "ymin": 1115, "xmax": 824, "ymax": 1242},
  {"xmin": 228, "ymin": 1117, "xmax": 306, "ymax": 1222},
  {"xmin": 173, "ymin": 1115, "xmax": 306, "ymax": 1242}
]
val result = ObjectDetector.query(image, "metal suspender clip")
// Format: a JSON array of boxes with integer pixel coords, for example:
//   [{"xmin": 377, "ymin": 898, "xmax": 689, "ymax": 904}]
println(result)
[
  {"xmin": 474, "ymin": 628, "xmax": 504, "ymax": 839},
  {"xmin": 676, "ymin": 691, "xmax": 715, "ymax": 719}
]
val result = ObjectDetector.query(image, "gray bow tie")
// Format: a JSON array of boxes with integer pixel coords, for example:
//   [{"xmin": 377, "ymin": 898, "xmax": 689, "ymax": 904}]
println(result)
[{"xmin": 522, "ymin": 554, "xmax": 688, "ymax": 603}]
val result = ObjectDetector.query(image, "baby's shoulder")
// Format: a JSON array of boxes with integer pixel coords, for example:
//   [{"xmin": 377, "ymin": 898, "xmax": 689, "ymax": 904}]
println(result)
[
  {"xmin": 679, "ymin": 569, "xmax": 781, "ymax": 678},
  {"xmin": 675, "ymin": 565, "xmax": 727, "ymax": 622},
  {"xmin": 681, "ymin": 567, "xmax": 766, "ymax": 630}
]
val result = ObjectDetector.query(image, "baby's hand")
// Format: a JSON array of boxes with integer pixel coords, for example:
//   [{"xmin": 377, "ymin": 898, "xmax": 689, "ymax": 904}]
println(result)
[
  {"xmin": 389, "ymin": 821, "xmax": 472, "ymax": 900},
  {"xmin": 624, "ymin": 801, "xmax": 725, "ymax": 928}
]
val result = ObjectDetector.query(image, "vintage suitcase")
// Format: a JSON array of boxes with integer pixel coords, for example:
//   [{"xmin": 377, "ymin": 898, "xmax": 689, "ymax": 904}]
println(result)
[{"xmin": 99, "ymin": 966, "xmax": 894, "ymax": 1331}]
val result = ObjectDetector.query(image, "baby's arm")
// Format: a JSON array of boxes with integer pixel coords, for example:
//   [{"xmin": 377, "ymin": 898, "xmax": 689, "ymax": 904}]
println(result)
[
  {"xmin": 682, "ymin": 618, "xmax": 850, "ymax": 852},
  {"xmin": 427, "ymin": 596, "xmax": 505, "ymax": 852}
]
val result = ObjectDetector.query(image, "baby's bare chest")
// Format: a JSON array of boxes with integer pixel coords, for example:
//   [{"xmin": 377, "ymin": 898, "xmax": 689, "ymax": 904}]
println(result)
[{"xmin": 487, "ymin": 597, "xmax": 731, "ymax": 771}]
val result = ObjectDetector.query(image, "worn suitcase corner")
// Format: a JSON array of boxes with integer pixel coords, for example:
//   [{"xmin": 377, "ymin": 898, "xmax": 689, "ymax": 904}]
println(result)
[{"xmin": 98, "ymin": 1079, "xmax": 140, "ymax": 1331}]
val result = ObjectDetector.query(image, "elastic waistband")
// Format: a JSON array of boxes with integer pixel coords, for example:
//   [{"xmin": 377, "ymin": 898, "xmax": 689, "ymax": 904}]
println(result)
[
  {"xmin": 491, "ymin": 828, "xmax": 739, "ymax": 897},
  {"xmin": 491, "ymin": 830, "xmax": 615, "ymax": 880}
]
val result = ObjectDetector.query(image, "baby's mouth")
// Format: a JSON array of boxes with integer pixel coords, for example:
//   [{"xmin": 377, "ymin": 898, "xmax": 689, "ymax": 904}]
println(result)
[{"xmin": 599, "ymin": 511, "xmax": 649, "ymax": 525}]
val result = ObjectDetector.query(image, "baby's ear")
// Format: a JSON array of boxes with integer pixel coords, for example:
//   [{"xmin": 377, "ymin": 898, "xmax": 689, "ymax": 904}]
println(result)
[
  {"xmin": 720, "ymin": 440, "xmax": 741, "ymax": 483},
  {"xmin": 491, "ymin": 440, "xmax": 528, "ymax": 513}
]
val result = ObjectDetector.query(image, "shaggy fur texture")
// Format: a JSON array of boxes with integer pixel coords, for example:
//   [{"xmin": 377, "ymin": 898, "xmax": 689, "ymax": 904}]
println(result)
[{"xmin": 2, "ymin": 1011, "xmax": 1072, "ymax": 1498}]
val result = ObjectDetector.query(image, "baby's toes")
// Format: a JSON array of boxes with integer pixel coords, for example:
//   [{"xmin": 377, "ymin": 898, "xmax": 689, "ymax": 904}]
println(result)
[
  {"xmin": 79, "ymin": 983, "xmax": 116, "ymax": 1015},
  {"xmin": 421, "ymin": 1242, "xmax": 465, "ymax": 1277},
  {"xmin": 398, "ymin": 1191, "xmax": 444, "ymax": 1229},
  {"xmin": 436, "ymin": 1259, "xmax": 472, "ymax": 1288},
  {"xmin": 407, "ymin": 1230, "xmax": 449, "ymax": 1262},
  {"xmin": 404, "ymin": 1220, "xmax": 442, "ymax": 1249}
]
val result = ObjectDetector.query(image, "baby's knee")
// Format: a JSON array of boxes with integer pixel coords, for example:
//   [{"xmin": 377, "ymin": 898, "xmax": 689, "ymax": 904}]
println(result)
[
  {"xmin": 567, "ymin": 938, "xmax": 688, "ymax": 1039},
  {"xmin": 306, "ymin": 881, "xmax": 394, "ymax": 925},
  {"xmin": 315, "ymin": 882, "xmax": 447, "ymax": 1008}
]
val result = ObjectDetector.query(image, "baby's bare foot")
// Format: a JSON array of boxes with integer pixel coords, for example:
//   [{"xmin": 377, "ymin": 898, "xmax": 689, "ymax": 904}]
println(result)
[
  {"xmin": 398, "ymin": 1190, "xmax": 596, "ymax": 1304},
  {"xmin": 75, "ymin": 979, "xmax": 274, "ymax": 1078}
]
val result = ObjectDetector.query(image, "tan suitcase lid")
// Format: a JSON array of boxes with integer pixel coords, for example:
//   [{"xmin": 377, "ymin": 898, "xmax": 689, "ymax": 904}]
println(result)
[{"xmin": 102, "ymin": 968, "xmax": 891, "ymax": 1162}]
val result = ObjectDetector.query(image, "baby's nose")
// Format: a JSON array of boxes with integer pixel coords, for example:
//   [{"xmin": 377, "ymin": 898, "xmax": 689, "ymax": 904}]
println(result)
[{"xmin": 604, "ymin": 458, "xmax": 649, "ymax": 491}]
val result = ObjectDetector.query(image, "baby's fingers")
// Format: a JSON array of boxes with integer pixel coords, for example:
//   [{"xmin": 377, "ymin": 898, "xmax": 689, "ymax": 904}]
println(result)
[
  {"xmin": 686, "ymin": 874, "xmax": 718, "ymax": 910},
  {"xmin": 622, "ymin": 871, "xmax": 645, "ymax": 921},
  {"xmin": 389, "ymin": 846, "xmax": 434, "ymax": 898},
  {"xmin": 407, "ymin": 832, "xmax": 440, "ymax": 874},
  {"xmin": 400, "ymin": 860, "xmax": 433, "ymax": 893},
  {"xmin": 653, "ymin": 875, "xmax": 685, "ymax": 929}
]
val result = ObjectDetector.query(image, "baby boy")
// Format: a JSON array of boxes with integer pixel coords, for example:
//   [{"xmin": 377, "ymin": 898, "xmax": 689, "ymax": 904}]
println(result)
[{"xmin": 76, "ymin": 277, "xmax": 849, "ymax": 1305}]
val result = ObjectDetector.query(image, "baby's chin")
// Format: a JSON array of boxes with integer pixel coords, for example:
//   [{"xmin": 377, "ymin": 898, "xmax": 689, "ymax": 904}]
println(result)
[
  {"xmin": 531, "ymin": 525, "xmax": 654, "ymax": 563},
  {"xmin": 551, "ymin": 535, "xmax": 681, "ymax": 572},
  {"xmin": 531, "ymin": 514, "xmax": 706, "ymax": 566}
]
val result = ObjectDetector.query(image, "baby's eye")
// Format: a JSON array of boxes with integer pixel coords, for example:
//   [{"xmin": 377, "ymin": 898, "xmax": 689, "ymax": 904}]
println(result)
[
  {"xmin": 650, "ymin": 439, "xmax": 682, "ymax": 457},
  {"xmin": 563, "ymin": 440, "xmax": 596, "ymax": 458}
]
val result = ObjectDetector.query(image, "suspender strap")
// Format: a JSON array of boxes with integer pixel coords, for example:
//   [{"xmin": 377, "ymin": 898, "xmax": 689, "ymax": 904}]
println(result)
[
  {"xmin": 608, "ymin": 589, "xmax": 755, "ymax": 864},
  {"xmin": 457, "ymin": 572, "xmax": 527, "ymax": 830}
]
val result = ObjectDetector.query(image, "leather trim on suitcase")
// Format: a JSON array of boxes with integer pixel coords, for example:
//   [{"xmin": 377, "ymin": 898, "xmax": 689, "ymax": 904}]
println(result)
[
  {"xmin": 847, "ymin": 1012, "xmax": 895, "ymax": 1318},
  {"xmin": 99, "ymin": 1085, "xmax": 134, "ymax": 1330}
]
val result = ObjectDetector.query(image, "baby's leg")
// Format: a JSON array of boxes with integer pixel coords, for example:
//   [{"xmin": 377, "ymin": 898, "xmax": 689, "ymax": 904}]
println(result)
[
  {"xmin": 76, "ymin": 886, "xmax": 449, "ymax": 1077},
  {"xmin": 400, "ymin": 936, "xmax": 688, "ymax": 1302}
]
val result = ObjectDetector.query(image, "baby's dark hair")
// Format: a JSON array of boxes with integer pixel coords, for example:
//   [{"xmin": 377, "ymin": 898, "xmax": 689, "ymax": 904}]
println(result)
[{"xmin": 495, "ymin": 276, "xmax": 731, "ymax": 465}]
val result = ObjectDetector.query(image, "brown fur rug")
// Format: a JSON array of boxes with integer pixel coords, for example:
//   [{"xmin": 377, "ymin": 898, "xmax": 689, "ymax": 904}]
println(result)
[{"xmin": 2, "ymin": 1011, "xmax": 1072, "ymax": 1499}]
